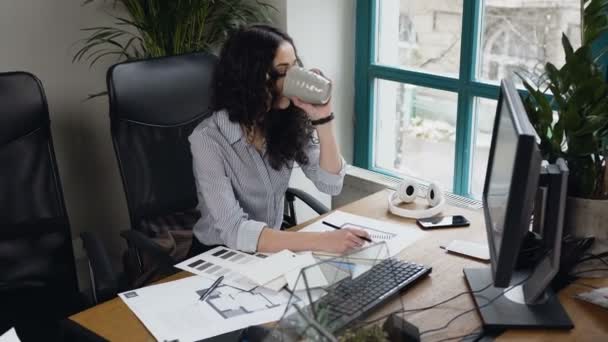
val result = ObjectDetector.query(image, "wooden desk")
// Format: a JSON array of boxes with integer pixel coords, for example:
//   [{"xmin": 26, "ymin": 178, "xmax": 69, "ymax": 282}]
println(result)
[{"xmin": 70, "ymin": 190, "xmax": 608, "ymax": 341}]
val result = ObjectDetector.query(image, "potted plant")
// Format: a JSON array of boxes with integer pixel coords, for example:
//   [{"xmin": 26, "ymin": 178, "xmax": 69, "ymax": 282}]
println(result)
[
  {"xmin": 520, "ymin": 0, "xmax": 608, "ymax": 274},
  {"xmin": 74, "ymin": 0, "xmax": 274, "ymax": 96}
]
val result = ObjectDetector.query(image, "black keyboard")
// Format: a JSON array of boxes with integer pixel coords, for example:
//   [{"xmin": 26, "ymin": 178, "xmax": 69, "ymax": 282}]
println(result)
[{"xmin": 312, "ymin": 258, "xmax": 431, "ymax": 332}]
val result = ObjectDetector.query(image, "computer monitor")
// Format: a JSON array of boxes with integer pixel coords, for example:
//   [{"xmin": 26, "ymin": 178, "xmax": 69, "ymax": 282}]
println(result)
[
  {"xmin": 463, "ymin": 79, "xmax": 573, "ymax": 332},
  {"xmin": 482, "ymin": 79, "xmax": 542, "ymax": 288}
]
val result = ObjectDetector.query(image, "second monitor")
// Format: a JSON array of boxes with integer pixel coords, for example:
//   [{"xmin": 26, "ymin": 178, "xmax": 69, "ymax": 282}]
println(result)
[{"xmin": 464, "ymin": 79, "xmax": 573, "ymax": 332}]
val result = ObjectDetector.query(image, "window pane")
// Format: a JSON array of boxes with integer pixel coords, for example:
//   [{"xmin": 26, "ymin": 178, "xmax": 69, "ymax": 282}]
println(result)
[
  {"xmin": 376, "ymin": 0, "xmax": 463, "ymax": 76},
  {"xmin": 478, "ymin": 0, "xmax": 581, "ymax": 83},
  {"xmin": 471, "ymin": 97, "xmax": 497, "ymax": 198},
  {"xmin": 374, "ymin": 79, "xmax": 457, "ymax": 190}
]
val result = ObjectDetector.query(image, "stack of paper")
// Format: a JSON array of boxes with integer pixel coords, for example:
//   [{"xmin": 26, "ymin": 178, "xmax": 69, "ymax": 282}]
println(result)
[
  {"xmin": 176, "ymin": 247, "xmax": 327, "ymax": 292},
  {"xmin": 175, "ymin": 247, "xmax": 268, "ymax": 291}
]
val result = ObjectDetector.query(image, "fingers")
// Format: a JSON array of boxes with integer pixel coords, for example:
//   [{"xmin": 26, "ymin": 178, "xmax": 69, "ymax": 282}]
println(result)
[
  {"xmin": 291, "ymin": 97, "xmax": 305, "ymax": 108},
  {"xmin": 291, "ymin": 97, "xmax": 311, "ymax": 110},
  {"xmin": 345, "ymin": 228, "xmax": 370, "ymax": 241},
  {"xmin": 345, "ymin": 231, "xmax": 365, "ymax": 248},
  {"xmin": 310, "ymin": 68, "xmax": 323, "ymax": 76}
]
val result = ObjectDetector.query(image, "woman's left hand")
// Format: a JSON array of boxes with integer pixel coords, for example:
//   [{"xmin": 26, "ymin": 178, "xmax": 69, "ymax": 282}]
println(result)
[{"xmin": 291, "ymin": 96, "xmax": 332, "ymax": 121}]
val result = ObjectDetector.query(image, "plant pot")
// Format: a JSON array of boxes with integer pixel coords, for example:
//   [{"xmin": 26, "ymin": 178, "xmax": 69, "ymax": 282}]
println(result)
[{"xmin": 564, "ymin": 196, "xmax": 608, "ymax": 277}]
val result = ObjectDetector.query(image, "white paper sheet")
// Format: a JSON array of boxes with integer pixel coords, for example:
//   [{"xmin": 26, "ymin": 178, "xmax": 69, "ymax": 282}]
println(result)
[
  {"xmin": 174, "ymin": 246, "xmax": 268, "ymax": 291},
  {"xmin": 119, "ymin": 275, "xmax": 297, "ymax": 342},
  {"xmin": 239, "ymin": 250, "xmax": 299, "ymax": 286},
  {"xmin": 575, "ymin": 287, "xmax": 608, "ymax": 309},
  {"xmin": 260, "ymin": 275, "xmax": 288, "ymax": 292},
  {"xmin": 300, "ymin": 211, "xmax": 427, "ymax": 259},
  {"xmin": 0, "ymin": 328, "xmax": 20, "ymax": 342}
]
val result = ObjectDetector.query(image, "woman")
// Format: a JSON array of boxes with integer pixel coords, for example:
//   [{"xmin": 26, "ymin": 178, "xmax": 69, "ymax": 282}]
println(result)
[{"xmin": 189, "ymin": 25, "xmax": 369, "ymax": 255}]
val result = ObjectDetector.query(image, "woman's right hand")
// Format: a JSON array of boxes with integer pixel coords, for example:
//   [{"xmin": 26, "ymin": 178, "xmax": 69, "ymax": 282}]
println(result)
[{"xmin": 317, "ymin": 229, "xmax": 370, "ymax": 254}]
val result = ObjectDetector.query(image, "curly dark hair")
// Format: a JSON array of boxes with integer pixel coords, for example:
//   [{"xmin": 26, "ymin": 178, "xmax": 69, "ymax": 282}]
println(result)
[{"xmin": 212, "ymin": 24, "xmax": 314, "ymax": 170}]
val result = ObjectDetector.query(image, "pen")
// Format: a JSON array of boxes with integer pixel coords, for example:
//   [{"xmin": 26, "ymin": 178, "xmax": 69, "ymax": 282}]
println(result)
[
  {"xmin": 322, "ymin": 221, "xmax": 373, "ymax": 243},
  {"xmin": 199, "ymin": 275, "xmax": 224, "ymax": 301}
]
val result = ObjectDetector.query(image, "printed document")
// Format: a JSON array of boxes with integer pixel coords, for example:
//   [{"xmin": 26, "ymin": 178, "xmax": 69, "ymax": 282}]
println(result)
[{"xmin": 119, "ymin": 275, "xmax": 297, "ymax": 342}]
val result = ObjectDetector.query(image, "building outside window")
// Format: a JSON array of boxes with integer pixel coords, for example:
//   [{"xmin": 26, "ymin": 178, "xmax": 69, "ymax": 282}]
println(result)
[{"xmin": 356, "ymin": 0, "xmax": 581, "ymax": 198}]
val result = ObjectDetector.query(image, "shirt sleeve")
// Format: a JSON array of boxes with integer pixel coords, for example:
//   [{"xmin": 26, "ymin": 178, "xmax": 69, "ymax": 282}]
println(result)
[
  {"xmin": 300, "ymin": 139, "xmax": 347, "ymax": 196},
  {"xmin": 189, "ymin": 130, "xmax": 266, "ymax": 252}
]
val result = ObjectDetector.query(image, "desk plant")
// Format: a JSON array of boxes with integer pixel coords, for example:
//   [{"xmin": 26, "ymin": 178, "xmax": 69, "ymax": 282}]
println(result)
[
  {"xmin": 520, "ymin": 0, "xmax": 608, "ymax": 269},
  {"xmin": 74, "ymin": 0, "xmax": 273, "ymax": 96}
]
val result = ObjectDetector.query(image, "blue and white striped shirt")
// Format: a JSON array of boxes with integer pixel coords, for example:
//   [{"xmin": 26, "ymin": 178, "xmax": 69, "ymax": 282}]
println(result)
[{"xmin": 189, "ymin": 110, "xmax": 346, "ymax": 252}]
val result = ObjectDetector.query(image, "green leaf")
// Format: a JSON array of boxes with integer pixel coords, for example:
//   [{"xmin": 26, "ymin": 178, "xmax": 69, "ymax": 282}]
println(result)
[
  {"xmin": 552, "ymin": 119, "xmax": 565, "ymax": 152},
  {"xmin": 549, "ymin": 84, "xmax": 567, "ymax": 110},
  {"xmin": 86, "ymin": 90, "xmax": 108, "ymax": 100},
  {"xmin": 566, "ymin": 156, "xmax": 598, "ymax": 197},
  {"xmin": 564, "ymin": 105, "xmax": 583, "ymax": 132},
  {"xmin": 568, "ymin": 134, "xmax": 598, "ymax": 155},
  {"xmin": 545, "ymin": 62, "xmax": 561, "ymax": 89},
  {"xmin": 562, "ymin": 34, "xmax": 574, "ymax": 61},
  {"xmin": 535, "ymin": 90, "xmax": 553, "ymax": 126},
  {"xmin": 583, "ymin": 0, "xmax": 608, "ymax": 44},
  {"xmin": 573, "ymin": 116, "xmax": 608, "ymax": 136}
]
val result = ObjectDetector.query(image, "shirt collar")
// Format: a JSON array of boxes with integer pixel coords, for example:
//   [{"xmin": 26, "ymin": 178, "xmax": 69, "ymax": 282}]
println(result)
[{"xmin": 216, "ymin": 110, "xmax": 243, "ymax": 145}]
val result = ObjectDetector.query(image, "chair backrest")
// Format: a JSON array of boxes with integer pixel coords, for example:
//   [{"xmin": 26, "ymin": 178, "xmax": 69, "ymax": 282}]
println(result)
[
  {"xmin": 107, "ymin": 52, "xmax": 217, "ymax": 230},
  {"xmin": 0, "ymin": 71, "xmax": 78, "ymax": 294}
]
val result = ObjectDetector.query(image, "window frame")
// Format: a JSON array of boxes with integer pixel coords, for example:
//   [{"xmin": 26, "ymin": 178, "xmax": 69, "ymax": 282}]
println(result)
[
  {"xmin": 355, "ymin": 0, "xmax": 498, "ymax": 197},
  {"xmin": 354, "ymin": 0, "xmax": 605, "ymax": 197}
]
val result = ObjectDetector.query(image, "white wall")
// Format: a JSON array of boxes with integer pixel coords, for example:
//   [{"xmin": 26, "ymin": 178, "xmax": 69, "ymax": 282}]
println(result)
[
  {"xmin": 265, "ymin": 0, "xmax": 287, "ymax": 31},
  {"xmin": 0, "ymin": 1, "xmax": 130, "ymax": 284},
  {"xmin": 285, "ymin": 0, "xmax": 357, "ymax": 217}
]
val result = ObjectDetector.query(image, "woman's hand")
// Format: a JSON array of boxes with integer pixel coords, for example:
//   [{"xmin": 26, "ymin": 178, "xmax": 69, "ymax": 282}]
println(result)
[
  {"xmin": 317, "ymin": 229, "xmax": 370, "ymax": 254},
  {"xmin": 292, "ymin": 97, "xmax": 332, "ymax": 121}
]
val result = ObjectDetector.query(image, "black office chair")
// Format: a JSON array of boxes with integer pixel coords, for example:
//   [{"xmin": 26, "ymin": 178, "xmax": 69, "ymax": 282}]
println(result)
[
  {"xmin": 82, "ymin": 52, "xmax": 329, "ymax": 300},
  {"xmin": 0, "ymin": 72, "xmax": 108, "ymax": 341}
]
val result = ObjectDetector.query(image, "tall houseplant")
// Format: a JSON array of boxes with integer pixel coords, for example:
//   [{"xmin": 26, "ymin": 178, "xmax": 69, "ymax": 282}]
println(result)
[
  {"xmin": 520, "ymin": 0, "xmax": 608, "ymax": 269},
  {"xmin": 74, "ymin": 0, "xmax": 274, "ymax": 68}
]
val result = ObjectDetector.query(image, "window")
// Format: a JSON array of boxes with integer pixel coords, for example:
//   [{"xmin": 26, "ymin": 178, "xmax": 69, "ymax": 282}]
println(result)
[{"xmin": 355, "ymin": 0, "xmax": 582, "ymax": 197}]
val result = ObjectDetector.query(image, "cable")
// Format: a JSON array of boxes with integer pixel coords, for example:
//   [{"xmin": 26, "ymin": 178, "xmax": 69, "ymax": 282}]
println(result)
[
  {"xmin": 578, "ymin": 252, "xmax": 608, "ymax": 268},
  {"xmin": 570, "ymin": 268, "xmax": 608, "ymax": 276},
  {"xmin": 419, "ymin": 273, "xmax": 533, "ymax": 337},
  {"xmin": 360, "ymin": 281, "xmax": 494, "ymax": 327}
]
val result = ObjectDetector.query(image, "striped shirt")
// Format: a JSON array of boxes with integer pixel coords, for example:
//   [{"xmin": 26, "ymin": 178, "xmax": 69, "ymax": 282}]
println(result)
[{"xmin": 189, "ymin": 109, "xmax": 346, "ymax": 252}]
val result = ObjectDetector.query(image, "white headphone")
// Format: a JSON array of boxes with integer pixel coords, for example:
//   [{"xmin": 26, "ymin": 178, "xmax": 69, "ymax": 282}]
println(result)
[{"xmin": 388, "ymin": 178, "xmax": 446, "ymax": 219}]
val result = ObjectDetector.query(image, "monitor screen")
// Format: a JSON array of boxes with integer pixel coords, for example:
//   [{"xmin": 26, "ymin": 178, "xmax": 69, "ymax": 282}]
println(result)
[{"xmin": 485, "ymin": 102, "xmax": 519, "ymax": 259}]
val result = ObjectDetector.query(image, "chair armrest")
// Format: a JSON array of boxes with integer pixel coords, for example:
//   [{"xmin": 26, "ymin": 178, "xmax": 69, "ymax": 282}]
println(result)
[
  {"xmin": 119, "ymin": 230, "xmax": 176, "ymax": 267},
  {"xmin": 286, "ymin": 187, "xmax": 329, "ymax": 215},
  {"xmin": 80, "ymin": 232, "xmax": 118, "ymax": 303}
]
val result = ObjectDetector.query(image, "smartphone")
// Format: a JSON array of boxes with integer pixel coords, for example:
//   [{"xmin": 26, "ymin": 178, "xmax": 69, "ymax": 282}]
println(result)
[{"xmin": 416, "ymin": 215, "xmax": 470, "ymax": 229}]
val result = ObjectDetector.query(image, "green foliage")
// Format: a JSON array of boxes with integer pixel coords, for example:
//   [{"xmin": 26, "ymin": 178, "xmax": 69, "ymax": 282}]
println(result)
[
  {"xmin": 74, "ymin": 0, "xmax": 275, "ymax": 67},
  {"xmin": 520, "ymin": 0, "xmax": 608, "ymax": 198},
  {"xmin": 338, "ymin": 326, "xmax": 388, "ymax": 342}
]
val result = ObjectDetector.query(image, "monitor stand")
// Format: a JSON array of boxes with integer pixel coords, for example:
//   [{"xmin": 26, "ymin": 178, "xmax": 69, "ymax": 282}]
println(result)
[{"xmin": 463, "ymin": 268, "xmax": 573, "ymax": 333}]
